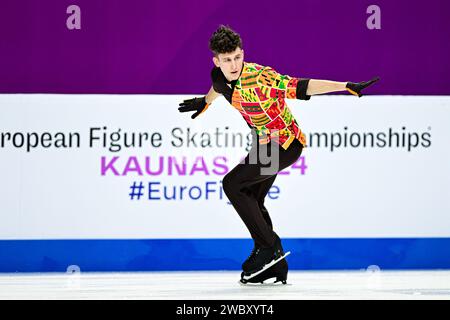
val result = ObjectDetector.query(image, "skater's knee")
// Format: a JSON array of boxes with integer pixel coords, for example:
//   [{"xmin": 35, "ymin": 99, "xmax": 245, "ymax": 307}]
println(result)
[
  {"xmin": 222, "ymin": 172, "xmax": 240, "ymax": 196},
  {"xmin": 222, "ymin": 173, "xmax": 234, "ymax": 195}
]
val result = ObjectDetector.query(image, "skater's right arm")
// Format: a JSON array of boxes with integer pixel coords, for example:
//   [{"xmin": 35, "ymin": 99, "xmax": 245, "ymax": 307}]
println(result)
[
  {"xmin": 205, "ymin": 85, "xmax": 221, "ymax": 105},
  {"xmin": 178, "ymin": 86, "xmax": 221, "ymax": 120}
]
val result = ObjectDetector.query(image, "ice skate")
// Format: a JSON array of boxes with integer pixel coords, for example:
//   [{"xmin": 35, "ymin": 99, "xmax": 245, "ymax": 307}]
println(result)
[
  {"xmin": 239, "ymin": 257, "xmax": 289, "ymax": 285},
  {"xmin": 240, "ymin": 234, "xmax": 290, "ymax": 283}
]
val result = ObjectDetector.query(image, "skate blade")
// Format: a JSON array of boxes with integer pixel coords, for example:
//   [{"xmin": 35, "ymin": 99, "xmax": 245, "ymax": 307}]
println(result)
[
  {"xmin": 238, "ymin": 278, "xmax": 292, "ymax": 286},
  {"xmin": 241, "ymin": 251, "xmax": 291, "ymax": 282}
]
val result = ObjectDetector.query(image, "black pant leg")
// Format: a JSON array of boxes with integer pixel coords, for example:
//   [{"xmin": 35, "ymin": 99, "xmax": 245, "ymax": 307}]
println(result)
[{"xmin": 222, "ymin": 138, "xmax": 303, "ymax": 247}]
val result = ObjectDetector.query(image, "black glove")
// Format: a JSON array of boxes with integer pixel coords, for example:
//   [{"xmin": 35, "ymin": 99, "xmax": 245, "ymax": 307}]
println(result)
[
  {"xmin": 178, "ymin": 96, "xmax": 209, "ymax": 119},
  {"xmin": 346, "ymin": 77, "xmax": 380, "ymax": 97}
]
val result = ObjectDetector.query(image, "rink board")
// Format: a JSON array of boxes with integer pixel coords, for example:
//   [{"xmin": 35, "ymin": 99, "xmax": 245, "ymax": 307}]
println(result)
[{"xmin": 0, "ymin": 94, "xmax": 449, "ymax": 272}]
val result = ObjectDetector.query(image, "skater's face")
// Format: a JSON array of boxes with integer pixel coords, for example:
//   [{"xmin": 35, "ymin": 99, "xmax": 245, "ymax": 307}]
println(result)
[{"xmin": 213, "ymin": 47, "xmax": 244, "ymax": 82}]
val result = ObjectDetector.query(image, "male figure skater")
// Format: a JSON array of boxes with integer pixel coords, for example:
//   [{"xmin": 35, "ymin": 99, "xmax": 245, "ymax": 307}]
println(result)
[{"xmin": 178, "ymin": 25, "xmax": 379, "ymax": 284}]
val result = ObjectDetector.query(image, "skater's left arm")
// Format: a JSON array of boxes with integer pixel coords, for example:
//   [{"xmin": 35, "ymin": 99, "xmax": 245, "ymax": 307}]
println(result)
[
  {"xmin": 257, "ymin": 66, "xmax": 379, "ymax": 99},
  {"xmin": 306, "ymin": 77, "xmax": 380, "ymax": 97},
  {"xmin": 306, "ymin": 80, "xmax": 347, "ymax": 95}
]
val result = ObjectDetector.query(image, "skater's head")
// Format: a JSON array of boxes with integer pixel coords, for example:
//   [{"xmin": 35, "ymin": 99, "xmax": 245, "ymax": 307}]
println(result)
[{"xmin": 209, "ymin": 25, "xmax": 244, "ymax": 82}]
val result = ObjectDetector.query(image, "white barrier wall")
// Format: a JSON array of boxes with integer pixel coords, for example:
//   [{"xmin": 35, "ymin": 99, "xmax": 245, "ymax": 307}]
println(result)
[{"xmin": 0, "ymin": 94, "xmax": 449, "ymax": 239}]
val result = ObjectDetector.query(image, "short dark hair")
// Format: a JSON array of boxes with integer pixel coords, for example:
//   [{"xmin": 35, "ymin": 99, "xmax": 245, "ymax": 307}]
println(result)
[{"xmin": 209, "ymin": 25, "xmax": 242, "ymax": 56}]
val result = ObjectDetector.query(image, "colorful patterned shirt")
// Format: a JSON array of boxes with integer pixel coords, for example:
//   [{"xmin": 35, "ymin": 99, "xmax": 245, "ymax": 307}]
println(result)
[{"xmin": 209, "ymin": 62, "xmax": 310, "ymax": 150}]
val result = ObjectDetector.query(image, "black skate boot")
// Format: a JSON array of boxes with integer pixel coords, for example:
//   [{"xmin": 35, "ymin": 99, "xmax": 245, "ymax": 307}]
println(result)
[
  {"xmin": 241, "ymin": 233, "xmax": 285, "ymax": 275},
  {"xmin": 240, "ymin": 258, "xmax": 288, "ymax": 285},
  {"xmin": 241, "ymin": 242, "xmax": 260, "ymax": 272}
]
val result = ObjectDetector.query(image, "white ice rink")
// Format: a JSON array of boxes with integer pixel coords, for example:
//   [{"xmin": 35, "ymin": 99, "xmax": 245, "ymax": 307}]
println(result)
[{"xmin": 1, "ymin": 270, "xmax": 450, "ymax": 300}]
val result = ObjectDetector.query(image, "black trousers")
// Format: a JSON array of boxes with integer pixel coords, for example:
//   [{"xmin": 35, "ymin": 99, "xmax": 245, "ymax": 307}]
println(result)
[{"xmin": 222, "ymin": 131, "xmax": 303, "ymax": 248}]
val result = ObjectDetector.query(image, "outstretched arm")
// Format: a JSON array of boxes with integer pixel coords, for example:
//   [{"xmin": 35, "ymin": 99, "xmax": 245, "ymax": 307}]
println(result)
[
  {"xmin": 256, "ymin": 66, "xmax": 379, "ymax": 100},
  {"xmin": 306, "ymin": 77, "xmax": 380, "ymax": 97},
  {"xmin": 205, "ymin": 85, "xmax": 221, "ymax": 104},
  {"xmin": 178, "ymin": 86, "xmax": 222, "ymax": 119},
  {"xmin": 306, "ymin": 79, "xmax": 347, "ymax": 95}
]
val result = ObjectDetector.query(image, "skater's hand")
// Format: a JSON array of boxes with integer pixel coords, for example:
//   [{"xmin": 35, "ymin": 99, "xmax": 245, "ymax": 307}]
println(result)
[
  {"xmin": 178, "ymin": 96, "xmax": 209, "ymax": 119},
  {"xmin": 346, "ymin": 77, "xmax": 380, "ymax": 97}
]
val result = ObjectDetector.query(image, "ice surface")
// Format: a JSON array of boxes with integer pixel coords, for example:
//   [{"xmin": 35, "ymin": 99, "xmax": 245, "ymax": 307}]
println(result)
[{"xmin": 0, "ymin": 270, "xmax": 449, "ymax": 300}]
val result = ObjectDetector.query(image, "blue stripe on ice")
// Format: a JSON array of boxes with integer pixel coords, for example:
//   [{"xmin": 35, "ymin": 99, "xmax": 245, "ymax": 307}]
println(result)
[{"xmin": 0, "ymin": 238, "xmax": 449, "ymax": 272}]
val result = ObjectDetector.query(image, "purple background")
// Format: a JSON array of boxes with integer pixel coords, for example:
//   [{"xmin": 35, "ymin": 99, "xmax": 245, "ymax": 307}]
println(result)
[{"xmin": 1, "ymin": 0, "xmax": 449, "ymax": 94}]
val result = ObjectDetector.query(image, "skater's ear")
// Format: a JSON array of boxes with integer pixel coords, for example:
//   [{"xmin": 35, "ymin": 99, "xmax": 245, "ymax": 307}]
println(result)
[{"xmin": 213, "ymin": 56, "xmax": 220, "ymax": 67}]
